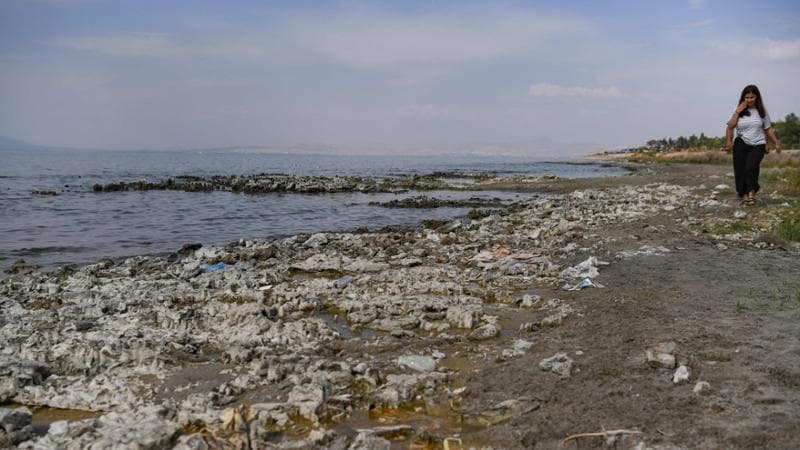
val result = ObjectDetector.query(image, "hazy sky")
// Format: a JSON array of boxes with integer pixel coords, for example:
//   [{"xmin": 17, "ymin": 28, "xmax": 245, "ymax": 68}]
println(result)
[{"xmin": 1, "ymin": 0, "xmax": 799, "ymax": 154}]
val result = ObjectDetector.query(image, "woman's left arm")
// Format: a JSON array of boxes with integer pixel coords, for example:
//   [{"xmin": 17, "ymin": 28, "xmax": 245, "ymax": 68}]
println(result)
[{"xmin": 765, "ymin": 127, "xmax": 782, "ymax": 154}]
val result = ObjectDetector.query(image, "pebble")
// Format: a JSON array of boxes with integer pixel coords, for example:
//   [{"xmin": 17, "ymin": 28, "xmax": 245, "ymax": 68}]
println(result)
[
  {"xmin": 646, "ymin": 342, "xmax": 677, "ymax": 370},
  {"xmin": 673, "ymin": 365, "xmax": 691, "ymax": 384},
  {"xmin": 539, "ymin": 352, "xmax": 576, "ymax": 378},
  {"xmin": 693, "ymin": 381, "xmax": 711, "ymax": 394},
  {"xmin": 468, "ymin": 323, "xmax": 500, "ymax": 341}
]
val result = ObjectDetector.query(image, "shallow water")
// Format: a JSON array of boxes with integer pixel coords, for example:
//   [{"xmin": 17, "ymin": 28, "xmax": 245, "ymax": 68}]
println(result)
[
  {"xmin": 2, "ymin": 403, "xmax": 102, "ymax": 435},
  {"xmin": 0, "ymin": 149, "xmax": 626, "ymax": 274}
]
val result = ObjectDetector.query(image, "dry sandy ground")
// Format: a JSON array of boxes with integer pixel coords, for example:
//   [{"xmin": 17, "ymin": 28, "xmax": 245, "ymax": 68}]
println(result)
[{"xmin": 421, "ymin": 162, "xmax": 800, "ymax": 449}]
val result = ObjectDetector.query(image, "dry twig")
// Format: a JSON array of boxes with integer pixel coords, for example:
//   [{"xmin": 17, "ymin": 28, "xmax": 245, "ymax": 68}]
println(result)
[{"xmin": 560, "ymin": 429, "xmax": 642, "ymax": 446}]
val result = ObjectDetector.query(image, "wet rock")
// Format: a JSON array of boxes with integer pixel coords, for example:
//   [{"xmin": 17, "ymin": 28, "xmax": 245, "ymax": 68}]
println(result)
[
  {"xmin": 178, "ymin": 243, "xmax": 203, "ymax": 255},
  {"xmin": 362, "ymin": 425, "xmax": 415, "ymax": 439},
  {"xmin": 468, "ymin": 323, "xmax": 500, "ymax": 340},
  {"xmin": 0, "ymin": 357, "xmax": 51, "ymax": 402},
  {"xmin": 5, "ymin": 260, "xmax": 40, "ymax": 275},
  {"xmin": 446, "ymin": 305, "xmax": 481, "ymax": 329},
  {"xmin": 397, "ymin": 355, "xmax": 436, "ymax": 373},
  {"xmin": 372, "ymin": 316, "xmax": 420, "ymax": 331},
  {"xmin": 420, "ymin": 320, "xmax": 449, "ymax": 332},
  {"xmin": 347, "ymin": 309, "xmax": 378, "ymax": 324},
  {"xmin": 373, "ymin": 375, "xmax": 418, "ymax": 408},
  {"xmin": 349, "ymin": 431, "xmax": 390, "ymax": 450},
  {"xmin": 0, "ymin": 407, "xmax": 33, "ymax": 446},
  {"xmin": 334, "ymin": 275, "xmax": 354, "ymax": 289},
  {"xmin": 287, "ymin": 382, "xmax": 330, "ymax": 422},
  {"xmin": 304, "ymin": 233, "xmax": 329, "ymax": 248},
  {"xmin": 21, "ymin": 407, "xmax": 180, "ymax": 450},
  {"xmin": 539, "ymin": 352, "xmax": 576, "ymax": 378},
  {"xmin": 390, "ymin": 330, "xmax": 416, "ymax": 339},
  {"xmin": 0, "ymin": 407, "xmax": 32, "ymax": 432},
  {"xmin": 173, "ymin": 433, "xmax": 211, "ymax": 450}
]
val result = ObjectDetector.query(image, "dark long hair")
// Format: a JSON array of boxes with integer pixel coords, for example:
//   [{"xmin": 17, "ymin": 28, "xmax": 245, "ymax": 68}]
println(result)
[{"xmin": 738, "ymin": 85, "xmax": 767, "ymax": 118}]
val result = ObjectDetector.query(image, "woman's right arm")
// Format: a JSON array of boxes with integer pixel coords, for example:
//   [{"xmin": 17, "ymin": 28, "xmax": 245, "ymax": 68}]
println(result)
[
  {"xmin": 727, "ymin": 101, "xmax": 748, "ymax": 128},
  {"xmin": 725, "ymin": 101, "xmax": 748, "ymax": 150}
]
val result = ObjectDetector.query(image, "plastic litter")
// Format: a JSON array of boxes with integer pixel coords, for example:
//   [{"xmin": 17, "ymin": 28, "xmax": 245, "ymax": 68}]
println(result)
[
  {"xmin": 334, "ymin": 275, "xmax": 354, "ymax": 289},
  {"xmin": 559, "ymin": 256, "xmax": 606, "ymax": 279},
  {"xmin": 561, "ymin": 277, "xmax": 602, "ymax": 291},
  {"xmin": 199, "ymin": 262, "xmax": 226, "ymax": 273}
]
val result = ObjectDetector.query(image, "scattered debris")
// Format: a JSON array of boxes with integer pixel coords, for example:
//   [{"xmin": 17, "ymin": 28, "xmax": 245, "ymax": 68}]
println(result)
[{"xmin": 561, "ymin": 277, "xmax": 602, "ymax": 291}]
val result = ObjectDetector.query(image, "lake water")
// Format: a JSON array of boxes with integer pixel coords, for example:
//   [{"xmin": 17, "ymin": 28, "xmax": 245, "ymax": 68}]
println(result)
[{"xmin": 0, "ymin": 149, "xmax": 626, "ymax": 274}]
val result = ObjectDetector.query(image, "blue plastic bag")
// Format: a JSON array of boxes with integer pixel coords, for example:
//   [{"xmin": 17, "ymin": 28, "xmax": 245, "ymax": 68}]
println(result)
[{"xmin": 200, "ymin": 262, "xmax": 226, "ymax": 273}]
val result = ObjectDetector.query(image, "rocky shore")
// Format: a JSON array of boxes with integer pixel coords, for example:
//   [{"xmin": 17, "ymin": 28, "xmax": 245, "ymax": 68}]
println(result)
[
  {"xmin": 2, "ymin": 163, "xmax": 799, "ymax": 449},
  {"xmin": 91, "ymin": 172, "xmax": 509, "ymax": 194}
]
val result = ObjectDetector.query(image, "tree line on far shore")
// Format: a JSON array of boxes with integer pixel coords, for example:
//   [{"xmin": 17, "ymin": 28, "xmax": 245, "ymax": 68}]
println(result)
[{"xmin": 637, "ymin": 112, "xmax": 800, "ymax": 152}]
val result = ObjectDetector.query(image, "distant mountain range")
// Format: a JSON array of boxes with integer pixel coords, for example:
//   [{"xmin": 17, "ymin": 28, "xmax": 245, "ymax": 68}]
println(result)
[
  {"xmin": 0, "ymin": 136, "xmax": 46, "ymax": 151},
  {"xmin": 0, "ymin": 135, "xmax": 603, "ymax": 157}
]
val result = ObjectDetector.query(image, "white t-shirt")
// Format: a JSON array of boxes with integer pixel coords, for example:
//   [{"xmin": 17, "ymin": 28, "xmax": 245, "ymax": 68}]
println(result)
[{"xmin": 736, "ymin": 109, "xmax": 771, "ymax": 146}]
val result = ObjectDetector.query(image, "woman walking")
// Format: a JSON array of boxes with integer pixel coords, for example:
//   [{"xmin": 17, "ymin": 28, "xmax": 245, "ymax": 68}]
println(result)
[{"xmin": 725, "ymin": 84, "xmax": 782, "ymax": 205}]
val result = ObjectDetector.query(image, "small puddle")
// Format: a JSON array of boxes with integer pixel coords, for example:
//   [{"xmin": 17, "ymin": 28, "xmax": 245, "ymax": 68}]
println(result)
[
  {"xmin": 151, "ymin": 362, "xmax": 235, "ymax": 402},
  {"xmin": 333, "ymin": 407, "xmax": 464, "ymax": 449},
  {"xmin": 2, "ymin": 403, "xmax": 102, "ymax": 435},
  {"xmin": 440, "ymin": 353, "xmax": 478, "ymax": 373},
  {"xmin": 487, "ymin": 303, "xmax": 541, "ymax": 340}
]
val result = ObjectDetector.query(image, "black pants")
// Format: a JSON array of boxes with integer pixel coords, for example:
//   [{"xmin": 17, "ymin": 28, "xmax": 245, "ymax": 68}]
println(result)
[{"xmin": 732, "ymin": 137, "xmax": 765, "ymax": 198}]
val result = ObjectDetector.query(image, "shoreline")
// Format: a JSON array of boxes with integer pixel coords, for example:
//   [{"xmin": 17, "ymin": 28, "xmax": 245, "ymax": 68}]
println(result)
[
  {"xmin": 2, "ymin": 162, "xmax": 628, "ymax": 278},
  {"xmin": 2, "ymin": 161, "xmax": 799, "ymax": 449}
]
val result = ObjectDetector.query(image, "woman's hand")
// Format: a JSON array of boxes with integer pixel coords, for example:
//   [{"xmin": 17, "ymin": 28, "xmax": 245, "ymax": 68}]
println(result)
[
  {"xmin": 725, "ymin": 140, "xmax": 733, "ymax": 151},
  {"xmin": 765, "ymin": 128, "xmax": 781, "ymax": 154},
  {"xmin": 736, "ymin": 101, "xmax": 748, "ymax": 113}
]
